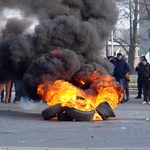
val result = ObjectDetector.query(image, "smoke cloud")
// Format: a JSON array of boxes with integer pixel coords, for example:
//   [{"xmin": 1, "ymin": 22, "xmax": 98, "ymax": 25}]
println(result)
[{"xmin": 0, "ymin": 0, "xmax": 118, "ymax": 100}]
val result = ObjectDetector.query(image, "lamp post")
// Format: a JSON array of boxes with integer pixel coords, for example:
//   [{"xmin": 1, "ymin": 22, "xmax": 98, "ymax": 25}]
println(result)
[{"xmin": 111, "ymin": 30, "xmax": 114, "ymax": 56}]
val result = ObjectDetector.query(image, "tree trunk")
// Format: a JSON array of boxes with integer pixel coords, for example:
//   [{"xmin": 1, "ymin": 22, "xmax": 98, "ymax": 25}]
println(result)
[{"xmin": 128, "ymin": 0, "xmax": 138, "ymax": 74}]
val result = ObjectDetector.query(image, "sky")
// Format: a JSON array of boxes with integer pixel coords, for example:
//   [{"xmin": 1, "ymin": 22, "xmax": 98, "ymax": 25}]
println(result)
[
  {"xmin": 0, "ymin": 8, "xmax": 39, "ymax": 32},
  {"xmin": 0, "ymin": 5, "xmax": 127, "ymax": 33}
]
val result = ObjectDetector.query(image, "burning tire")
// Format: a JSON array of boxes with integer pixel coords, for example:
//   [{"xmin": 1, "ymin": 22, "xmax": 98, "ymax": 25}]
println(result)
[
  {"xmin": 42, "ymin": 104, "xmax": 63, "ymax": 120},
  {"xmin": 58, "ymin": 112, "xmax": 73, "ymax": 121},
  {"xmin": 66, "ymin": 108, "xmax": 95, "ymax": 121},
  {"xmin": 96, "ymin": 102, "xmax": 116, "ymax": 120}
]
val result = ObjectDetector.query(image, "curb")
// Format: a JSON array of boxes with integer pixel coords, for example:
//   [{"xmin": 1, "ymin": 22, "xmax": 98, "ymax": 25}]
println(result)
[{"xmin": 0, "ymin": 147, "xmax": 150, "ymax": 150}]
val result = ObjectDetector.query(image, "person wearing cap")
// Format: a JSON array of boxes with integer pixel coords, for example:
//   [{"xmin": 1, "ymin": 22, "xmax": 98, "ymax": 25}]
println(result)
[
  {"xmin": 135, "ymin": 56, "xmax": 146, "ymax": 99},
  {"xmin": 140, "ymin": 58, "xmax": 150, "ymax": 104},
  {"xmin": 113, "ymin": 53, "xmax": 130, "ymax": 103}
]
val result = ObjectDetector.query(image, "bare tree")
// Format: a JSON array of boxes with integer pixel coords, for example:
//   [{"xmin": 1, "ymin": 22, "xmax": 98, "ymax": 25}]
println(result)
[
  {"xmin": 129, "ymin": 0, "xmax": 139, "ymax": 73},
  {"xmin": 115, "ymin": 0, "xmax": 150, "ymax": 73},
  {"xmin": 114, "ymin": 0, "xmax": 139, "ymax": 73}
]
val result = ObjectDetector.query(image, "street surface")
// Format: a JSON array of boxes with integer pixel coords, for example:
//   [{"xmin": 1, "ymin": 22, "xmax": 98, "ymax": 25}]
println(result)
[{"xmin": 0, "ymin": 94, "xmax": 150, "ymax": 150}]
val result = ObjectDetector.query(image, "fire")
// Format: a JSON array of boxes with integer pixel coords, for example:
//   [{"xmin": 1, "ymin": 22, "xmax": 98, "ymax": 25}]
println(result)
[
  {"xmin": 37, "ymin": 69, "xmax": 124, "ymax": 120},
  {"xmin": 38, "ymin": 80, "xmax": 95, "ymax": 111}
]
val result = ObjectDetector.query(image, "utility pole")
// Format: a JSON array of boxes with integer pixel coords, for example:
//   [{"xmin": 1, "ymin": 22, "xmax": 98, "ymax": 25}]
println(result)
[
  {"xmin": 106, "ymin": 40, "xmax": 109, "ymax": 57},
  {"xmin": 111, "ymin": 31, "xmax": 114, "ymax": 56},
  {"xmin": 111, "ymin": 0, "xmax": 114, "ymax": 56}
]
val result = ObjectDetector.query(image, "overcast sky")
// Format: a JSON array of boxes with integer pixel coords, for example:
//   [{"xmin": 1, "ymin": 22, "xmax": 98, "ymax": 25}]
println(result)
[{"xmin": 0, "ymin": 8, "xmax": 39, "ymax": 32}]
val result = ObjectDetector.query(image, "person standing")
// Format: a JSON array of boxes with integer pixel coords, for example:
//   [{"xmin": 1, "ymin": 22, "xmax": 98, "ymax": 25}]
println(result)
[
  {"xmin": 13, "ymin": 79, "xmax": 27, "ymax": 104},
  {"xmin": 107, "ymin": 56, "xmax": 116, "ymax": 64},
  {"xmin": 140, "ymin": 59, "xmax": 150, "ymax": 104},
  {"xmin": 8, "ymin": 82, "xmax": 14, "ymax": 103},
  {"xmin": 113, "ymin": 53, "xmax": 130, "ymax": 103},
  {"xmin": 135, "ymin": 56, "xmax": 146, "ymax": 99},
  {"xmin": 107, "ymin": 56, "xmax": 116, "ymax": 76},
  {"xmin": 0, "ymin": 80, "xmax": 12, "ymax": 103},
  {"xmin": 122, "ymin": 57, "xmax": 130, "ymax": 101},
  {"xmin": 1, "ymin": 89, "xmax": 4, "ymax": 102}
]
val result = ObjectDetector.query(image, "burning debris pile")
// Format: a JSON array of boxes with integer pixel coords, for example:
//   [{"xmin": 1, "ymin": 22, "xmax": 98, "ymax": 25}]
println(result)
[
  {"xmin": 38, "ymin": 63, "xmax": 124, "ymax": 121},
  {"xmin": 0, "ymin": 0, "xmax": 123, "ymax": 121}
]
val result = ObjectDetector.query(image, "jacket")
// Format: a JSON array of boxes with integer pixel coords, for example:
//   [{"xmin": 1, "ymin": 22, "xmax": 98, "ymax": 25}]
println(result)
[
  {"xmin": 135, "ymin": 62, "xmax": 144, "ymax": 78},
  {"xmin": 141, "ymin": 64, "xmax": 150, "ymax": 79},
  {"xmin": 113, "ymin": 59, "xmax": 130, "ymax": 80}
]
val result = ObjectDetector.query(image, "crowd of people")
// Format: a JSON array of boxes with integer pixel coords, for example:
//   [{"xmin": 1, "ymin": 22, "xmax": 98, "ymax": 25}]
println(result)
[
  {"xmin": 135, "ymin": 56, "xmax": 150, "ymax": 104},
  {"xmin": 0, "ymin": 80, "xmax": 27, "ymax": 104},
  {"xmin": 108, "ymin": 53, "xmax": 150, "ymax": 104},
  {"xmin": 0, "ymin": 53, "xmax": 150, "ymax": 105}
]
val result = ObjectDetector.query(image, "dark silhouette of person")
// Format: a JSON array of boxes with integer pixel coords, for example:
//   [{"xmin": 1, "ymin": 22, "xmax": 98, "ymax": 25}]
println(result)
[
  {"xmin": 140, "ymin": 58, "xmax": 150, "ymax": 104},
  {"xmin": 135, "ymin": 56, "xmax": 146, "ymax": 99}
]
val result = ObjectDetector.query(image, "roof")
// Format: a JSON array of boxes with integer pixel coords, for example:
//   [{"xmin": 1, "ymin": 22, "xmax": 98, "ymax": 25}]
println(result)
[{"xmin": 107, "ymin": 41, "xmax": 128, "ymax": 46}]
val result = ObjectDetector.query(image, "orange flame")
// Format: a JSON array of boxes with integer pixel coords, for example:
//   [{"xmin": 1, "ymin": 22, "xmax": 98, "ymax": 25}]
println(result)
[{"xmin": 37, "ymin": 69, "xmax": 124, "ymax": 120}]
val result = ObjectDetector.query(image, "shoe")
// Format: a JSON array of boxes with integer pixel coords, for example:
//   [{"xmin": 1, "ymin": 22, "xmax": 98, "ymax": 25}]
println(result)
[
  {"xmin": 148, "ymin": 101, "xmax": 150, "ymax": 105},
  {"xmin": 120, "ymin": 98, "xmax": 126, "ymax": 103},
  {"xmin": 13, "ymin": 98, "xmax": 20, "ymax": 104},
  {"xmin": 135, "ymin": 96, "xmax": 141, "ymax": 99},
  {"xmin": 5, "ymin": 99, "xmax": 9, "ymax": 104},
  {"xmin": 124, "ymin": 98, "xmax": 129, "ymax": 102},
  {"xmin": 120, "ymin": 101, "xmax": 124, "ymax": 103},
  {"xmin": 142, "ymin": 101, "xmax": 147, "ymax": 104},
  {"xmin": 13, "ymin": 100, "xmax": 20, "ymax": 104}
]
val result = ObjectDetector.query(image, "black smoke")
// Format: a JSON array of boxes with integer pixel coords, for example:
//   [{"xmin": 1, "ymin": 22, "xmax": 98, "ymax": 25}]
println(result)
[{"xmin": 0, "ymin": 0, "xmax": 118, "ymax": 100}]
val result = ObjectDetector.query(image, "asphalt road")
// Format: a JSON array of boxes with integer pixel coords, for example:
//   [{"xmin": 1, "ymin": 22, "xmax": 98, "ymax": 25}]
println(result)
[{"xmin": 0, "ymin": 94, "xmax": 150, "ymax": 150}]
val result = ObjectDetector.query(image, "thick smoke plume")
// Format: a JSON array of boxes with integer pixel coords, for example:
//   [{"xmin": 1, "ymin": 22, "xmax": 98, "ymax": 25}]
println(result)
[{"xmin": 0, "ymin": 0, "xmax": 118, "ymax": 100}]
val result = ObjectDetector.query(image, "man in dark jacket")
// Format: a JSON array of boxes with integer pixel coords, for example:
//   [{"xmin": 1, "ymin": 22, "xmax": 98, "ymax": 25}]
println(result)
[
  {"xmin": 113, "ymin": 53, "xmax": 130, "ymax": 103},
  {"xmin": 140, "ymin": 58, "xmax": 150, "ymax": 104},
  {"xmin": 135, "ymin": 55, "xmax": 146, "ymax": 98}
]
